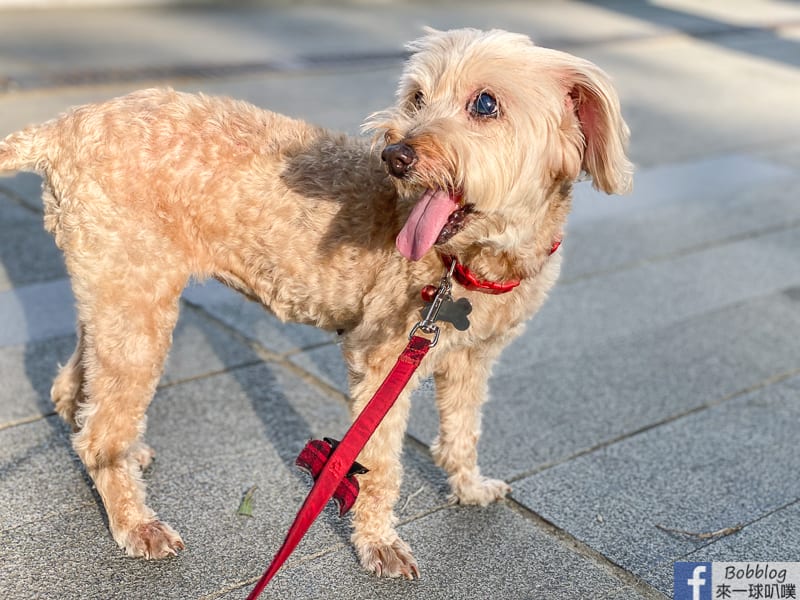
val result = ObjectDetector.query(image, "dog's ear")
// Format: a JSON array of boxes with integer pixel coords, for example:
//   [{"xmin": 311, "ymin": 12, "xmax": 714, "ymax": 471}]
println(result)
[{"xmin": 563, "ymin": 59, "xmax": 633, "ymax": 195}]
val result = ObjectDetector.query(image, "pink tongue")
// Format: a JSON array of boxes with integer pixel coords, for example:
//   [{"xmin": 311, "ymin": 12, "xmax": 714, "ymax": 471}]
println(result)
[{"xmin": 396, "ymin": 189, "xmax": 459, "ymax": 261}]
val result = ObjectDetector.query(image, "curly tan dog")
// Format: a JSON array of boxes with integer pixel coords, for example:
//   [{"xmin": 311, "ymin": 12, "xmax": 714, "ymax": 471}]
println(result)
[{"xmin": 0, "ymin": 28, "xmax": 631, "ymax": 577}]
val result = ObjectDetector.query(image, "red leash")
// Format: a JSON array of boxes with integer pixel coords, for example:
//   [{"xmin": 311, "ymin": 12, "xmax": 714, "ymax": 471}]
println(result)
[
  {"xmin": 247, "ymin": 261, "xmax": 461, "ymax": 597},
  {"xmin": 246, "ymin": 335, "xmax": 430, "ymax": 598},
  {"xmin": 246, "ymin": 243, "xmax": 561, "ymax": 596}
]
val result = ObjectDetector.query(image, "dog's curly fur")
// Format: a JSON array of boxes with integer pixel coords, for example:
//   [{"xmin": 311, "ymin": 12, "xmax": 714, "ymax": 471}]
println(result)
[{"xmin": 0, "ymin": 28, "xmax": 631, "ymax": 577}]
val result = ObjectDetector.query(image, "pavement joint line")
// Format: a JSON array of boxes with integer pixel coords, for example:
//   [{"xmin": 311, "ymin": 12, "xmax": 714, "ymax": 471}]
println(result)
[
  {"xmin": 724, "ymin": 135, "xmax": 800, "ymax": 158},
  {"xmin": 207, "ymin": 503, "xmax": 460, "ymax": 599},
  {"xmin": 242, "ymin": 340, "xmax": 351, "ymax": 406},
  {"xmin": 0, "ymin": 53, "xmax": 409, "ymax": 95},
  {"xmin": 168, "ymin": 305, "xmax": 440, "ymax": 483},
  {"xmin": 633, "ymin": 135, "xmax": 800, "ymax": 170},
  {"xmin": 2, "ymin": 19, "xmax": 800, "ymax": 95},
  {"xmin": 642, "ymin": 497, "xmax": 800, "ymax": 588},
  {"xmin": 0, "ymin": 356, "xmax": 267, "ymax": 432},
  {"xmin": 279, "ymin": 337, "xmax": 339, "ymax": 358},
  {"xmin": 198, "ymin": 542, "xmax": 350, "ymax": 600},
  {"xmin": 504, "ymin": 495, "xmax": 669, "ymax": 600},
  {"xmin": 0, "ymin": 409, "xmax": 56, "ymax": 431},
  {"xmin": 174, "ymin": 301, "xmax": 454, "ymax": 521},
  {"xmin": 198, "ymin": 577, "xmax": 261, "ymax": 600},
  {"xmin": 157, "ymin": 359, "xmax": 267, "ymax": 391},
  {"xmin": 1, "ymin": 500, "xmax": 98, "ymax": 535},
  {"xmin": 560, "ymin": 217, "xmax": 800, "ymax": 286},
  {"xmin": 9, "ymin": 172, "xmax": 800, "ymax": 298},
  {"xmin": 506, "ymin": 364, "xmax": 800, "ymax": 486},
  {"xmin": 180, "ymin": 299, "xmax": 351, "ymax": 406},
  {"xmin": 0, "ymin": 358, "xmax": 279, "ymax": 431},
  {"xmin": 728, "ymin": 496, "xmax": 800, "ymax": 536},
  {"xmin": 403, "ymin": 424, "xmax": 435, "ymax": 452},
  {"xmin": 669, "ymin": 497, "xmax": 800, "ymax": 564}
]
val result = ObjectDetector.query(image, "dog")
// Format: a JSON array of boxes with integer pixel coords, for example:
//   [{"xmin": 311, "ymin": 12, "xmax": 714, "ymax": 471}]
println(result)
[{"xmin": 0, "ymin": 28, "xmax": 631, "ymax": 578}]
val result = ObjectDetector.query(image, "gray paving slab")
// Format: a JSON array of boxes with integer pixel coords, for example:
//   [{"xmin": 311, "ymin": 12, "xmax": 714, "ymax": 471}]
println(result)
[
  {"xmin": 0, "ymin": 301, "xmax": 262, "ymax": 424},
  {"xmin": 0, "ymin": 7, "xmax": 305, "ymax": 76},
  {"xmin": 289, "ymin": 287, "xmax": 800, "ymax": 487},
  {"xmin": 408, "ymin": 287, "xmax": 800, "ymax": 480},
  {"xmin": 511, "ymin": 374, "xmax": 800, "ymax": 597},
  {"xmin": 581, "ymin": 32, "xmax": 800, "ymax": 167},
  {"xmin": 217, "ymin": 504, "xmax": 659, "ymax": 600},
  {"xmin": 756, "ymin": 141, "xmax": 800, "ymax": 171},
  {"xmin": 0, "ymin": 65, "xmax": 402, "ymax": 138},
  {"xmin": 1, "ymin": 3, "xmax": 799, "ymax": 600},
  {"xmin": 0, "ymin": 87, "xmax": 126, "ymax": 136},
  {"xmin": 0, "ymin": 3, "xmax": 797, "ymax": 172},
  {"xmin": 0, "ymin": 361, "xmax": 453, "ymax": 600},
  {"xmin": 183, "ymin": 280, "xmax": 334, "ymax": 355},
  {"xmin": 0, "ymin": 1, "xmax": 665, "ymax": 84},
  {"xmin": 643, "ymin": 501, "xmax": 800, "ymax": 594},
  {"xmin": 286, "ymin": 341, "xmax": 348, "ymax": 394},
  {"xmin": 0, "ymin": 68, "xmax": 398, "ymax": 145},
  {"xmin": 0, "ymin": 420, "xmax": 354, "ymax": 600},
  {"xmin": 0, "ymin": 278, "xmax": 75, "ymax": 346},
  {"xmin": 595, "ymin": 0, "xmax": 800, "ymax": 27},
  {"xmin": 0, "ymin": 171, "xmax": 43, "ymax": 205},
  {"xmin": 564, "ymin": 156, "xmax": 800, "ymax": 280},
  {"xmin": 0, "ymin": 181, "xmax": 65, "ymax": 292},
  {"xmin": 509, "ymin": 224, "xmax": 800, "ymax": 367},
  {"xmin": 0, "ymin": 333, "xmax": 75, "ymax": 423},
  {"xmin": 190, "ymin": 68, "xmax": 399, "ymax": 135},
  {"xmin": 0, "ymin": 411, "xmax": 86, "ymax": 533}
]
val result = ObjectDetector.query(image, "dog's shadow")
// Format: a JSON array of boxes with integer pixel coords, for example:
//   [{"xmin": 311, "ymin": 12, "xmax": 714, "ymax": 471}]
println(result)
[
  {"xmin": 278, "ymin": 134, "xmax": 400, "ymax": 258},
  {"xmin": 180, "ymin": 302, "xmax": 358, "ymax": 547},
  {"xmin": 0, "ymin": 172, "xmax": 112, "ymax": 531}
]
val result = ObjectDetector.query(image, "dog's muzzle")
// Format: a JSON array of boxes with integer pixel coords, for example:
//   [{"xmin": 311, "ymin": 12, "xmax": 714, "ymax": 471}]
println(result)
[{"xmin": 381, "ymin": 142, "xmax": 417, "ymax": 178}]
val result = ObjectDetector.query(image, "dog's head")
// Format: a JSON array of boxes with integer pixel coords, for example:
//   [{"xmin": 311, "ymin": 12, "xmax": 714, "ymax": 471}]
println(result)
[{"xmin": 364, "ymin": 28, "xmax": 632, "ymax": 262}]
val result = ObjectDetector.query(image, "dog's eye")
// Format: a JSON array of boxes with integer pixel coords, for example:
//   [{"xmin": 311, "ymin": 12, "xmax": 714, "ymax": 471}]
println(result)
[
  {"xmin": 470, "ymin": 92, "xmax": 499, "ymax": 118},
  {"xmin": 413, "ymin": 91, "xmax": 425, "ymax": 109}
]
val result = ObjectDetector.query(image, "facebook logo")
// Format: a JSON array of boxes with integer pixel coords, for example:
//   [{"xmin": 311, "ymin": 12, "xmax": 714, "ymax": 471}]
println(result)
[{"xmin": 674, "ymin": 562, "xmax": 712, "ymax": 600}]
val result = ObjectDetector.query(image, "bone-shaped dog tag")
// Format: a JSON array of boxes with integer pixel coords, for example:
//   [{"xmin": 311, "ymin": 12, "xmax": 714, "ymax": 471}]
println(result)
[{"xmin": 421, "ymin": 297, "xmax": 472, "ymax": 331}]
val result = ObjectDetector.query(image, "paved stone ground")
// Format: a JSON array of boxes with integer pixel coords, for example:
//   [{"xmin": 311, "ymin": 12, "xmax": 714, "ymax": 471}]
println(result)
[{"xmin": 1, "ymin": 2, "xmax": 799, "ymax": 599}]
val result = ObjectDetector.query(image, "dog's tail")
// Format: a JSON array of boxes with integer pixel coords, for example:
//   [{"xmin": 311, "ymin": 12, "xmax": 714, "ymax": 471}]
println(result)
[{"xmin": 0, "ymin": 123, "xmax": 53, "ymax": 175}]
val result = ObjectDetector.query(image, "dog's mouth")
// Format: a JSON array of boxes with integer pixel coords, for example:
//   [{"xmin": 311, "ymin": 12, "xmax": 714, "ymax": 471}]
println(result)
[{"xmin": 396, "ymin": 188, "xmax": 474, "ymax": 261}]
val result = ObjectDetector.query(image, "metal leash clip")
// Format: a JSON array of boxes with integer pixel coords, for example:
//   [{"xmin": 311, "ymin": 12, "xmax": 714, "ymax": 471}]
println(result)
[{"xmin": 408, "ymin": 260, "xmax": 459, "ymax": 348}]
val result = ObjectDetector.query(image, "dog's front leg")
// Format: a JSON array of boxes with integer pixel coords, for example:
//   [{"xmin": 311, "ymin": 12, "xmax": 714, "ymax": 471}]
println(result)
[
  {"xmin": 431, "ymin": 345, "xmax": 511, "ymax": 506},
  {"xmin": 346, "ymin": 343, "xmax": 420, "ymax": 579}
]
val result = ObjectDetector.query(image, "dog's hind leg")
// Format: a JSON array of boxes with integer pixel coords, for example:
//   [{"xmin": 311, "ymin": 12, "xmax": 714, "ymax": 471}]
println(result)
[
  {"xmin": 51, "ymin": 322, "xmax": 87, "ymax": 430},
  {"xmin": 431, "ymin": 344, "xmax": 511, "ymax": 506},
  {"xmin": 52, "ymin": 322, "xmax": 157, "ymax": 470},
  {"xmin": 68, "ymin": 260, "xmax": 187, "ymax": 559}
]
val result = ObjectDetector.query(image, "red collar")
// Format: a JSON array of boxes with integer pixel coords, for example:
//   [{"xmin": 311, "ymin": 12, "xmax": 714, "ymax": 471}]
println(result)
[{"xmin": 440, "ymin": 237, "xmax": 561, "ymax": 295}]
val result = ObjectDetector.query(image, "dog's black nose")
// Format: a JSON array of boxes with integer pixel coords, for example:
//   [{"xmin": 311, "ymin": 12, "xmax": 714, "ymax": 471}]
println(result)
[{"xmin": 381, "ymin": 143, "xmax": 417, "ymax": 178}]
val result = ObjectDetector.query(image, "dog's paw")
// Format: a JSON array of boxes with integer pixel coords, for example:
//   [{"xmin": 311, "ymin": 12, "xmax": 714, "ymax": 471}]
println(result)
[
  {"xmin": 129, "ymin": 442, "xmax": 156, "ymax": 472},
  {"xmin": 356, "ymin": 537, "xmax": 420, "ymax": 580},
  {"xmin": 449, "ymin": 476, "xmax": 511, "ymax": 506},
  {"xmin": 122, "ymin": 520, "xmax": 185, "ymax": 559}
]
